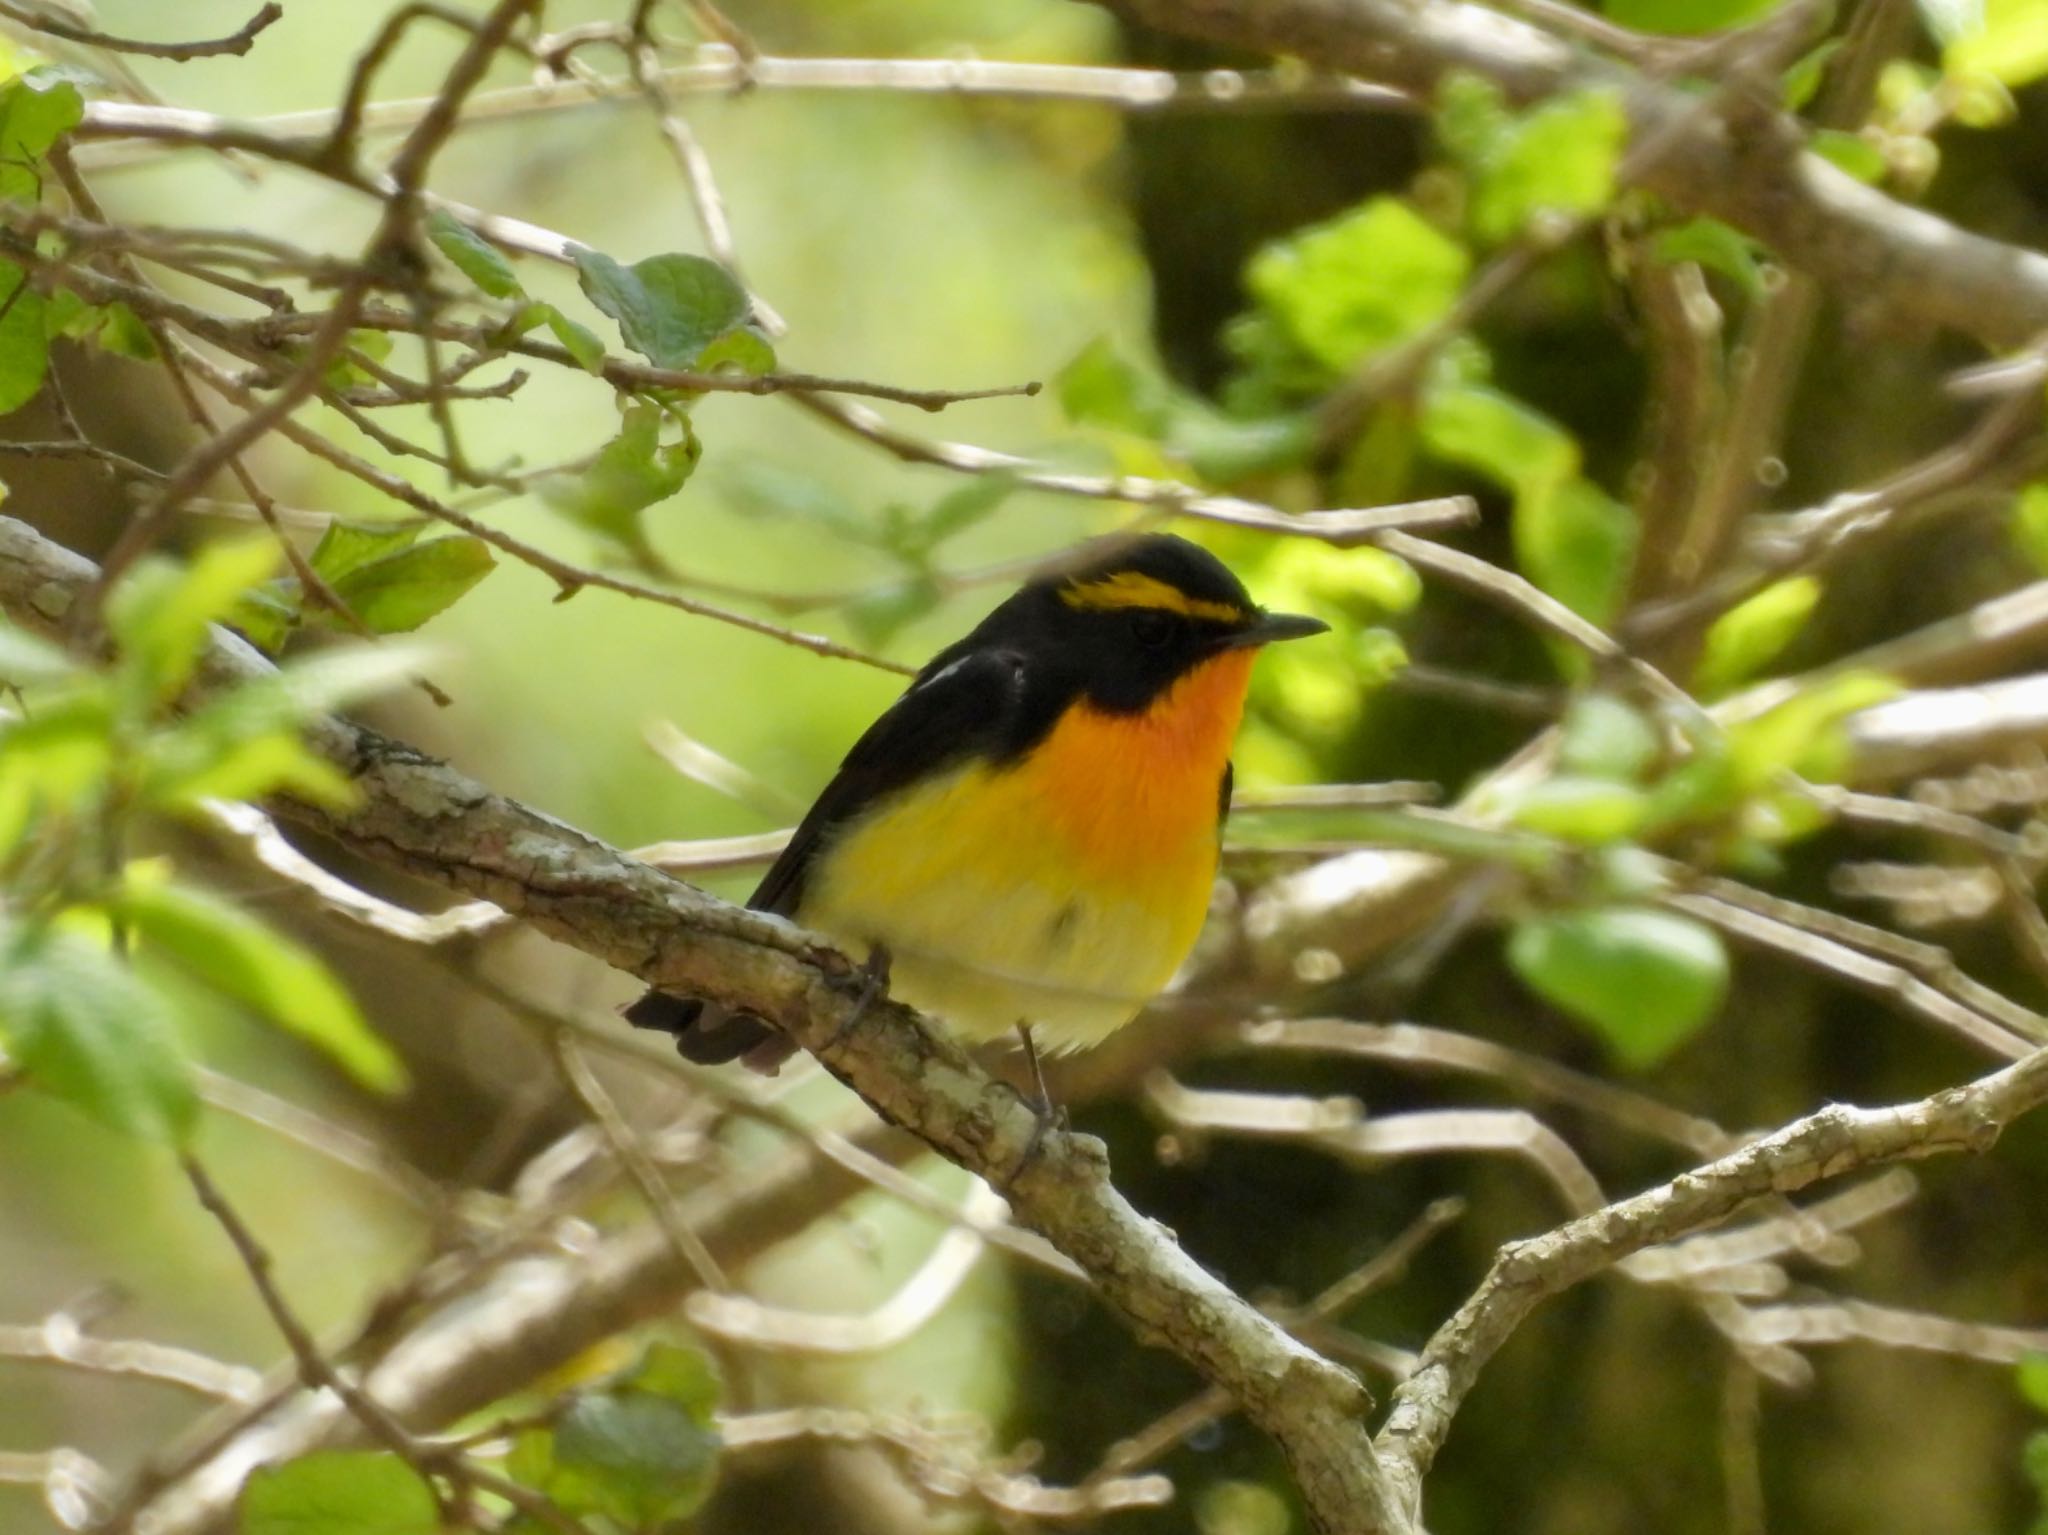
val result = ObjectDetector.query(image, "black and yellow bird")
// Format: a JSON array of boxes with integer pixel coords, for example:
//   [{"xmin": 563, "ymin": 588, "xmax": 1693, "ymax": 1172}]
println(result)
[{"xmin": 626, "ymin": 533, "xmax": 1326, "ymax": 1074}]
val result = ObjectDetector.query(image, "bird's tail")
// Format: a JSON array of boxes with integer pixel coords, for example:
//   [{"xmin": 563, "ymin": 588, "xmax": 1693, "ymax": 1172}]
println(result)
[{"xmin": 623, "ymin": 991, "xmax": 795, "ymax": 1074}]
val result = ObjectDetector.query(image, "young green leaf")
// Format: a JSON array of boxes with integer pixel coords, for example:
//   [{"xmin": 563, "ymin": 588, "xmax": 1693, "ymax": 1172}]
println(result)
[
  {"xmin": 1946, "ymin": 0, "xmax": 2048, "ymax": 87},
  {"xmin": 1604, "ymin": 0, "xmax": 1776, "ymax": 35},
  {"xmin": 107, "ymin": 539, "xmax": 280, "ymax": 708},
  {"xmin": 1508, "ymin": 906, "xmax": 1730, "ymax": 1068},
  {"xmin": 0, "ymin": 620, "xmax": 76, "ymax": 685},
  {"xmin": 574, "ymin": 247, "xmax": 748, "ymax": 369},
  {"xmin": 693, "ymin": 324, "xmax": 776, "ymax": 376},
  {"xmin": 2013, "ymin": 483, "xmax": 2048, "ymax": 575},
  {"xmin": 1558, "ymin": 693, "xmax": 1661, "ymax": 781},
  {"xmin": 1420, "ymin": 380, "xmax": 1578, "ymax": 495},
  {"xmin": 1653, "ymin": 217, "xmax": 1767, "ymax": 298},
  {"xmin": 543, "ymin": 403, "xmax": 699, "ymax": 550},
  {"xmin": 0, "ymin": 69, "xmax": 83, "ymax": 202},
  {"xmin": 1438, "ymin": 76, "xmax": 1628, "ymax": 244},
  {"xmin": 1504, "ymin": 775, "xmax": 1650, "ymax": 844},
  {"xmin": 0, "ymin": 261, "xmax": 49, "ymax": 415},
  {"xmin": 542, "ymin": 303, "xmax": 607, "ymax": 372},
  {"xmin": 0, "ymin": 924, "xmax": 197, "ymax": 1144},
  {"xmin": 326, "ymin": 537, "xmax": 494, "ymax": 635},
  {"xmin": 627, "ymin": 1343, "xmax": 722, "ymax": 1421},
  {"xmin": 425, "ymin": 210, "xmax": 522, "ymax": 299},
  {"xmin": 2020, "ymin": 1352, "xmax": 2048, "ymax": 1414},
  {"xmin": 1246, "ymin": 198, "xmax": 1470, "ymax": 374},
  {"xmin": 1811, "ymin": 129, "xmax": 1887, "ymax": 184},
  {"xmin": 119, "ymin": 880, "xmax": 405, "ymax": 1093},
  {"xmin": 1695, "ymin": 575, "xmax": 1822, "ymax": 696},
  {"xmin": 310, "ymin": 519, "xmax": 422, "ymax": 584},
  {"xmin": 1513, "ymin": 476, "xmax": 1637, "ymax": 627},
  {"xmin": 239, "ymin": 1451, "xmax": 439, "ymax": 1535},
  {"xmin": 95, "ymin": 302, "xmax": 157, "ymax": 360}
]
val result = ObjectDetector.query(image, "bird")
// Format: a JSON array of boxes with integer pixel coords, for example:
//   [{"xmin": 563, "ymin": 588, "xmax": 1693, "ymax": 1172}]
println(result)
[{"xmin": 625, "ymin": 532, "xmax": 1327, "ymax": 1077}]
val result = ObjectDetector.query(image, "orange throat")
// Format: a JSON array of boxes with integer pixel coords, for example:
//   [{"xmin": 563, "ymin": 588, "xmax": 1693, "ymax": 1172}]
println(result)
[{"xmin": 1018, "ymin": 648, "xmax": 1256, "ymax": 882}]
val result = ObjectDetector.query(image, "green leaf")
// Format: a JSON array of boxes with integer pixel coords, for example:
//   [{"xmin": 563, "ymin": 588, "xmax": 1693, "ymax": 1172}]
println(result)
[
  {"xmin": 1811, "ymin": 129, "xmax": 1887, "ymax": 184},
  {"xmin": 1420, "ymin": 380, "xmax": 1578, "ymax": 496},
  {"xmin": 574, "ymin": 247, "xmax": 749, "ymax": 369},
  {"xmin": 1513, "ymin": 475, "xmax": 1637, "ymax": 627},
  {"xmin": 1504, "ymin": 775, "xmax": 1650, "ymax": 844},
  {"xmin": 0, "ymin": 924, "xmax": 196, "ymax": 1143},
  {"xmin": 0, "ymin": 694, "xmax": 114, "ymax": 854},
  {"xmin": 0, "ymin": 261, "xmax": 48, "ymax": 415},
  {"xmin": 1558, "ymin": 693, "xmax": 1661, "ymax": 781},
  {"xmin": 719, "ymin": 458, "xmax": 864, "ymax": 535},
  {"xmin": 0, "ymin": 620, "xmax": 76, "ymax": 685},
  {"xmin": 542, "ymin": 303, "xmax": 607, "ymax": 372},
  {"xmin": 1507, "ymin": 906, "xmax": 1730, "ymax": 1067},
  {"xmin": 2020, "ymin": 1352, "xmax": 2048, "ymax": 1413},
  {"xmin": 96, "ymin": 302, "xmax": 156, "ymax": 360},
  {"xmin": 327, "ymin": 537, "xmax": 494, "ymax": 635},
  {"xmin": 1653, "ymin": 217, "xmax": 1766, "ymax": 297},
  {"xmin": 1726, "ymin": 670, "xmax": 1900, "ymax": 787},
  {"xmin": 118, "ymin": 880, "xmax": 404, "ymax": 1093},
  {"xmin": 628, "ymin": 1342, "xmax": 722, "ymax": 1421},
  {"xmin": 239, "ymin": 1451, "xmax": 439, "ymax": 1535},
  {"xmin": 1057, "ymin": 337, "xmax": 1173, "ymax": 434},
  {"xmin": 693, "ymin": 323, "xmax": 777, "ymax": 376},
  {"xmin": 1245, "ymin": 198, "xmax": 1470, "ymax": 374},
  {"xmin": 920, "ymin": 474, "xmax": 1016, "ymax": 548},
  {"xmin": 1438, "ymin": 76, "xmax": 1628, "ymax": 244},
  {"xmin": 543, "ymin": 403, "xmax": 699, "ymax": 550},
  {"xmin": 1604, "ymin": 0, "xmax": 1776, "ymax": 36},
  {"xmin": 2013, "ymin": 482, "xmax": 2048, "ymax": 575},
  {"xmin": 1946, "ymin": 0, "xmax": 2048, "ymax": 86},
  {"xmin": 107, "ymin": 539, "xmax": 280, "ymax": 708},
  {"xmin": 310, "ymin": 519, "xmax": 422, "ymax": 584},
  {"xmin": 1696, "ymin": 576, "xmax": 1822, "ymax": 696},
  {"xmin": 425, "ymin": 210, "xmax": 521, "ymax": 299},
  {"xmin": 551, "ymin": 1391, "xmax": 720, "ymax": 1526},
  {"xmin": 0, "ymin": 69, "xmax": 83, "ymax": 202},
  {"xmin": 144, "ymin": 730, "xmax": 356, "ymax": 813}
]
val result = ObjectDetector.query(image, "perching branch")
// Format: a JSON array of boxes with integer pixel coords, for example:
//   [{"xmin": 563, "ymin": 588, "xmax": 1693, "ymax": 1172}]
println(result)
[{"xmin": 0, "ymin": 514, "xmax": 1415, "ymax": 1535}]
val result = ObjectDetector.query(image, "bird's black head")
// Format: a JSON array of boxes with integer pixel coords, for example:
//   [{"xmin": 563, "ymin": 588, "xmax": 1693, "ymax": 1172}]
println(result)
[{"xmin": 970, "ymin": 533, "xmax": 1327, "ymax": 714}]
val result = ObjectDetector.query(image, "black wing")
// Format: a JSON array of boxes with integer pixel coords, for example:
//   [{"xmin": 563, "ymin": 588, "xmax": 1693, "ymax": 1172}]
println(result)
[
  {"xmin": 625, "ymin": 645, "xmax": 1027, "ymax": 1067},
  {"xmin": 750, "ymin": 645, "xmax": 1027, "ymax": 915}
]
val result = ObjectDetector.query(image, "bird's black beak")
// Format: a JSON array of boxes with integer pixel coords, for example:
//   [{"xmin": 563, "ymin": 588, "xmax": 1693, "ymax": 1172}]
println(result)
[{"xmin": 1223, "ymin": 610, "xmax": 1330, "ymax": 649}]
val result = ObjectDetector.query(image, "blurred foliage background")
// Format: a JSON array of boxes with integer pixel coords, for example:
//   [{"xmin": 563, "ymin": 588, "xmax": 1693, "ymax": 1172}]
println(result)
[{"xmin": 8, "ymin": 0, "xmax": 2048, "ymax": 1532}]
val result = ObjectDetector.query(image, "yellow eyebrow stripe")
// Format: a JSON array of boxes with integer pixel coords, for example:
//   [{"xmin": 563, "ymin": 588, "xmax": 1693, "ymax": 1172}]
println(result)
[{"xmin": 1060, "ymin": 570, "xmax": 1246, "ymax": 625}]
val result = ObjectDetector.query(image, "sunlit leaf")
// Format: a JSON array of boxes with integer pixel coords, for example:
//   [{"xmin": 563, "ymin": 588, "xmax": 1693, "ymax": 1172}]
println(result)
[
  {"xmin": 107, "ymin": 539, "xmax": 280, "ymax": 709},
  {"xmin": 1420, "ymin": 380, "xmax": 1577, "ymax": 495},
  {"xmin": 1508, "ymin": 906, "xmax": 1729, "ymax": 1067},
  {"xmin": 119, "ymin": 879, "xmax": 404, "ymax": 1093},
  {"xmin": 574, "ymin": 247, "xmax": 748, "ymax": 369},
  {"xmin": 1438, "ymin": 76, "xmax": 1628, "ymax": 244},
  {"xmin": 425, "ymin": 210, "xmax": 522, "ymax": 299},
  {"xmin": 1726, "ymin": 670, "xmax": 1900, "ymax": 787},
  {"xmin": 0, "ymin": 620, "xmax": 75, "ymax": 684},
  {"xmin": 1245, "ymin": 197, "xmax": 1470, "ymax": 374},
  {"xmin": 239, "ymin": 1451, "xmax": 438, "ymax": 1535},
  {"xmin": 2019, "ymin": 1352, "xmax": 2048, "ymax": 1413},
  {"xmin": 1504, "ymin": 775, "xmax": 1650, "ymax": 843},
  {"xmin": 0, "ymin": 924, "xmax": 196, "ymax": 1143},
  {"xmin": 95, "ymin": 302, "xmax": 156, "ymax": 360},
  {"xmin": 1513, "ymin": 475, "xmax": 1637, "ymax": 627},
  {"xmin": 1605, "ymin": 0, "xmax": 1776, "ymax": 36},
  {"xmin": 1696, "ymin": 576, "xmax": 1822, "ymax": 696},
  {"xmin": 1946, "ymin": 0, "xmax": 2048, "ymax": 86}
]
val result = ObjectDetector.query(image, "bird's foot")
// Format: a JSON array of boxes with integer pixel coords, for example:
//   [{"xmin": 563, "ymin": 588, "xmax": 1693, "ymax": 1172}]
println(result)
[
  {"xmin": 1010, "ymin": 1024, "xmax": 1067, "ymax": 1182},
  {"xmin": 822, "ymin": 943, "xmax": 894, "ymax": 1054}
]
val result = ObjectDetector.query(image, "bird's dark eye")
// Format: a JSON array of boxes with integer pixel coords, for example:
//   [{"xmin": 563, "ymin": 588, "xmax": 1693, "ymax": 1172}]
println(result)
[{"xmin": 1128, "ymin": 609, "xmax": 1174, "ymax": 648}]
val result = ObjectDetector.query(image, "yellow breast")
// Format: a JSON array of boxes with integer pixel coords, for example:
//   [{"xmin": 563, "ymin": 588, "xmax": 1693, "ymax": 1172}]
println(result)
[{"xmin": 798, "ymin": 650, "xmax": 1254, "ymax": 1051}]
